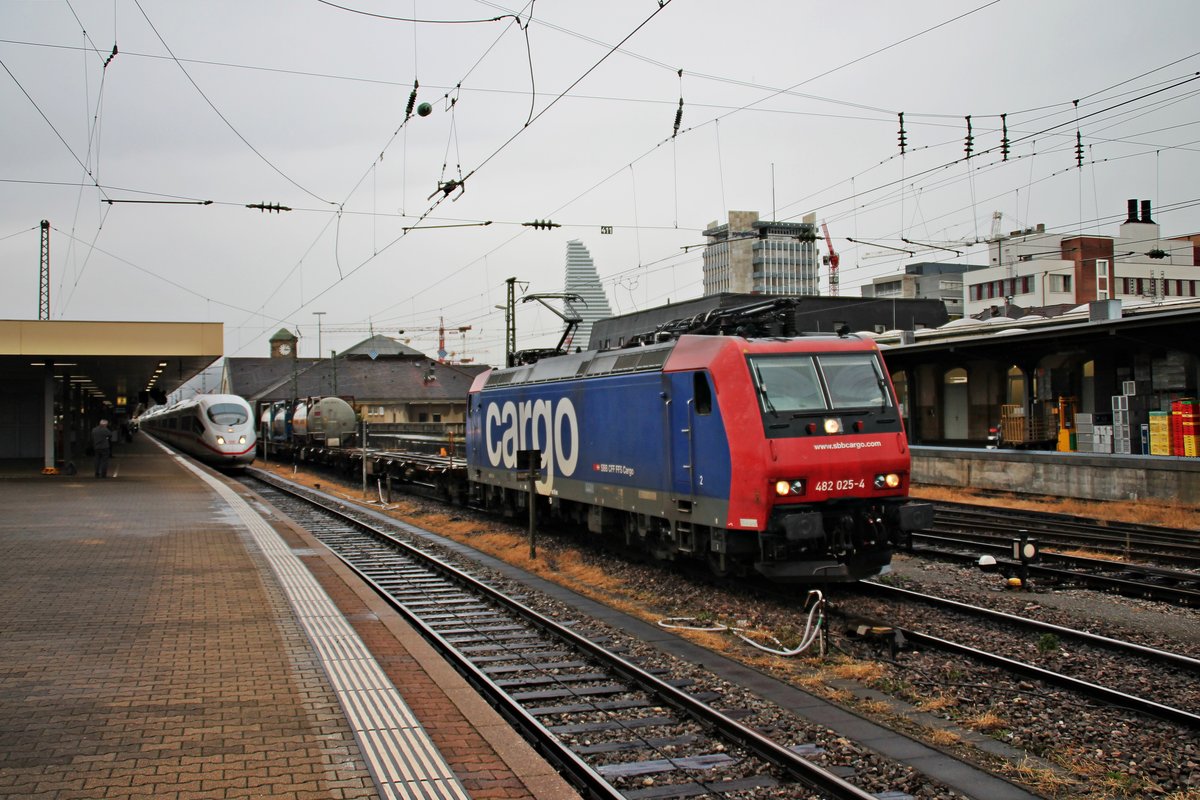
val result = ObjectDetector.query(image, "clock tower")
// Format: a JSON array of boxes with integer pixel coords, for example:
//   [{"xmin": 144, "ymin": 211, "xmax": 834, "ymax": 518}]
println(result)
[{"xmin": 269, "ymin": 328, "xmax": 298, "ymax": 359}]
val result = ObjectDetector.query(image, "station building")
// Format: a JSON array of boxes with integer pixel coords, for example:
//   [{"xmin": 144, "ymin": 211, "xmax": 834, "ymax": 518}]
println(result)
[
  {"xmin": 876, "ymin": 298, "xmax": 1200, "ymax": 454},
  {"xmin": 220, "ymin": 330, "xmax": 485, "ymax": 430}
]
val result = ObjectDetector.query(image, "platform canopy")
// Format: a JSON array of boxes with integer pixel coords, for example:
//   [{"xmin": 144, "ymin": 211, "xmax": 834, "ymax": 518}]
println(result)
[{"xmin": 0, "ymin": 320, "xmax": 223, "ymax": 407}]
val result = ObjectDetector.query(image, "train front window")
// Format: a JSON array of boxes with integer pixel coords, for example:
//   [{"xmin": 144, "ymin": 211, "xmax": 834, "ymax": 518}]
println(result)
[
  {"xmin": 818, "ymin": 354, "xmax": 890, "ymax": 410},
  {"xmin": 749, "ymin": 353, "xmax": 892, "ymax": 415},
  {"xmin": 751, "ymin": 356, "xmax": 826, "ymax": 413},
  {"xmin": 207, "ymin": 404, "xmax": 248, "ymax": 425}
]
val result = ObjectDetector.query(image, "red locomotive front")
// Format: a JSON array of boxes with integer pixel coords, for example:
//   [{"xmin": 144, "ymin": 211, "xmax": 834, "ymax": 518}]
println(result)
[{"xmin": 686, "ymin": 335, "xmax": 932, "ymax": 580}]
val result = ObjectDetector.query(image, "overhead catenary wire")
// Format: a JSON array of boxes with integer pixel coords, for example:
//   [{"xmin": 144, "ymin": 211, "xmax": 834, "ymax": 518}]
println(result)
[
  {"xmin": 130, "ymin": 0, "xmax": 335, "ymax": 207},
  {"xmin": 11, "ymin": 6, "xmax": 1198, "ymax": 359}
]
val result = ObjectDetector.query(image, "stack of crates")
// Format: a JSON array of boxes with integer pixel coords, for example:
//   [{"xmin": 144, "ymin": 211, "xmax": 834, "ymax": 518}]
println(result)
[
  {"xmin": 1149, "ymin": 411, "xmax": 1171, "ymax": 456},
  {"xmin": 1076, "ymin": 413, "xmax": 1113, "ymax": 453},
  {"xmin": 1173, "ymin": 398, "xmax": 1198, "ymax": 457},
  {"xmin": 1112, "ymin": 393, "xmax": 1132, "ymax": 454},
  {"xmin": 1075, "ymin": 412, "xmax": 1093, "ymax": 453}
]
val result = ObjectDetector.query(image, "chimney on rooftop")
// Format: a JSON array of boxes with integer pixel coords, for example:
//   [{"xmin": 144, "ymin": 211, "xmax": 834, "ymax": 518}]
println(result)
[
  {"xmin": 1141, "ymin": 199, "xmax": 1154, "ymax": 224},
  {"xmin": 1126, "ymin": 199, "xmax": 1139, "ymax": 224}
]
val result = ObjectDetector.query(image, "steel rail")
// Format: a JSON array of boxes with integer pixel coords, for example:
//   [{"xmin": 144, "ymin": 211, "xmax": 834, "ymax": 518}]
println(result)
[
  {"xmin": 898, "ymin": 629, "xmax": 1200, "ymax": 731},
  {"xmin": 909, "ymin": 534, "xmax": 1200, "ymax": 606},
  {"xmin": 861, "ymin": 581, "xmax": 1200, "ymax": 672}
]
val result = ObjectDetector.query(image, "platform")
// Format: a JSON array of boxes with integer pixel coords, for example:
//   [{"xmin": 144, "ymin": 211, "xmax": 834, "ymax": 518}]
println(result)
[
  {"xmin": 912, "ymin": 444, "xmax": 1200, "ymax": 503},
  {"xmin": 0, "ymin": 435, "xmax": 578, "ymax": 800}
]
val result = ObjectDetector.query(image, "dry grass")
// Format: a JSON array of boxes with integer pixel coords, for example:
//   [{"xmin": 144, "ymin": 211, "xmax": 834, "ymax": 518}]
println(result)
[
  {"xmin": 925, "ymin": 728, "xmax": 962, "ymax": 747},
  {"xmin": 1056, "ymin": 547, "xmax": 1130, "ymax": 562},
  {"xmin": 917, "ymin": 693, "xmax": 958, "ymax": 713},
  {"xmin": 829, "ymin": 660, "xmax": 887, "ymax": 683},
  {"xmin": 912, "ymin": 485, "xmax": 1200, "ymax": 530},
  {"xmin": 966, "ymin": 710, "xmax": 1008, "ymax": 732},
  {"xmin": 856, "ymin": 699, "xmax": 893, "ymax": 716},
  {"xmin": 1008, "ymin": 755, "xmax": 1079, "ymax": 797},
  {"xmin": 1047, "ymin": 747, "xmax": 1176, "ymax": 799}
]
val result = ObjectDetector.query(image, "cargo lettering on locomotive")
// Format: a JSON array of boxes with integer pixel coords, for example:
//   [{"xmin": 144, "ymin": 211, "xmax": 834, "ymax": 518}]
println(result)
[{"xmin": 483, "ymin": 396, "xmax": 579, "ymax": 491}]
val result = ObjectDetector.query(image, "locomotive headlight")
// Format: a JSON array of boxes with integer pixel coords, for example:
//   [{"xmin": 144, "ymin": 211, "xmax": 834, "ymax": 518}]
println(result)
[
  {"xmin": 774, "ymin": 479, "xmax": 806, "ymax": 497},
  {"xmin": 216, "ymin": 435, "xmax": 226, "ymax": 445},
  {"xmin": 823, "ymin": 417, "xmax": 843, "ymax": 434},
  {"xmin": 874, "ymin": 472, "xmax": 901, "ymax": 489},
  {"xmin": 239, "ymin": 435, "xmax": 246, "ymax": 444}
]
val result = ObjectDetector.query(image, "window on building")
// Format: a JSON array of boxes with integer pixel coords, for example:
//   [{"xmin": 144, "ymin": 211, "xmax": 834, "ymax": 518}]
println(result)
[
  {"xmin": 1049, "ymin": 274, "xmax": 1072, "ymax": 293},
  {"xmin": 1096, "ymin": 259, "xmax": 1109, "ymax": 300}
]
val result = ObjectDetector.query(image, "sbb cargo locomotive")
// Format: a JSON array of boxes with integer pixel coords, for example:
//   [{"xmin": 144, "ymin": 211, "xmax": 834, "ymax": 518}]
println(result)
[{"xmin": 465, "ymin": 333, "xmax": 933, "ymax": 581}]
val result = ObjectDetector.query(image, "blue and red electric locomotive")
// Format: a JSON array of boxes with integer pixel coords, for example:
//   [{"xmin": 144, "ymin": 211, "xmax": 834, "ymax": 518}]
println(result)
[{"xmin": 465, "ymin": 333, "xmax": 932, "ymax": 582}]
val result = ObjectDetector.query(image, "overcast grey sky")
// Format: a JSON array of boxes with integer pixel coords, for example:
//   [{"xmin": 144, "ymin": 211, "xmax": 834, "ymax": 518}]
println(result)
[{"xmin": 3, "ymin": 0, "xmax": 1199, "ymax": 365}]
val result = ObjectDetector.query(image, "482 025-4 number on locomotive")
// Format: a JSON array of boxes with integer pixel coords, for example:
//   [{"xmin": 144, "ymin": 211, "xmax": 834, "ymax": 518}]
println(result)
[{"xmin": 465, "ymin": 333, "xmax": 933, "ymax": 582}]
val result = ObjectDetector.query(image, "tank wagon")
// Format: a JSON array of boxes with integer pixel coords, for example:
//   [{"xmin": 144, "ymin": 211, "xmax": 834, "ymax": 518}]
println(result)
[
  {"xmin": 291, "ymin": 396, "xmax": 358, "ymax": 446},
  {"xmin": 465, "ymin": 333, "xmax": 932, "ymax": 581},
  {"xmin": 260, "ymin": 396, "xmax": 359, "ymax": 449}
]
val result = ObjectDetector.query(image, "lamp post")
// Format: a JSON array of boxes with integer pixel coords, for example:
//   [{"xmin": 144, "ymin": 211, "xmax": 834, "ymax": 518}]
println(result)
[{"xmin": 313, "ymin": 312, "xmax": 326, "ymax": 358}]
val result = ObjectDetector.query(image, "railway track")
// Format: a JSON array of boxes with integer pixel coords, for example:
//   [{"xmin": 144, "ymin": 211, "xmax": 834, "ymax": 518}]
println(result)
[
  {"xmin": 910, "ymin": 504, "xmax": 1200, "ymax": 606},
  {"xmin": 243, "ymin": 469, "xmax": 887, "ymax": 800},
  {"xmin": 929, "ymin": 502, "xmax": 1200, "ymax": 567},
  {"xmin": 851, "ymin": 582, "xmax": 1200, "ymax": 731}
]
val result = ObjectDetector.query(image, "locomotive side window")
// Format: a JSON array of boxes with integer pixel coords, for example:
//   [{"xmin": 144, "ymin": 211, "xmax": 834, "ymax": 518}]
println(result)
[
  {"xmin": 693, "ymin": 372, "xmax": 713, "ymax": 415},
  {"xmin": 207, "ymin": 403, "xmax": 249, "ymax": 425}
]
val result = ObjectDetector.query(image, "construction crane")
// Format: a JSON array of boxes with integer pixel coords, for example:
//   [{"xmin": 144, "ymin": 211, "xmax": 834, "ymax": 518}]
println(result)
[
  {"xmin": 821, "ymin": 222, "xmax": 840, "ymax": 297},
  {"xmin": 399, "ymin": 317, "xmax": 473, "ymax": 363},
  {"xmin": 322, "ymin": 317, "xmax": 473, "ymax": 363}
]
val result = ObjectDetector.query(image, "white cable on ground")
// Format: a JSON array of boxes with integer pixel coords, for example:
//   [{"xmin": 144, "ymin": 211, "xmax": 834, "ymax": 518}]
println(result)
[{"xmin": 658, "ymin": 591, "xmax": 825, "ymax": 657}]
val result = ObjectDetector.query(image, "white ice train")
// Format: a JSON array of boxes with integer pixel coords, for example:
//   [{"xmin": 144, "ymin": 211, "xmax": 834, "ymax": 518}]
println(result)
[{"xmin": 139, "ymin": 394, "xmax": 257, "ymax": 469}]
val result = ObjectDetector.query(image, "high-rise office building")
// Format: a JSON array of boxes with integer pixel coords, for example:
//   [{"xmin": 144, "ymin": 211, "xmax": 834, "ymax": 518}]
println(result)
[
  {"xmin": 562, "ymin": 239, "xmax": 613, "ymax": 351},
  {"xmin": 702, "ymin": 210, "xmax": 819, "ymax": 296}
]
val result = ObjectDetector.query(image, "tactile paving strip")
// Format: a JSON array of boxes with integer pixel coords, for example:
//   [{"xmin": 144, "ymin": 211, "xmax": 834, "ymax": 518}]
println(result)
[{"xmin": 169, "ymin": 449, "xmax": 470, "ymax": 800}]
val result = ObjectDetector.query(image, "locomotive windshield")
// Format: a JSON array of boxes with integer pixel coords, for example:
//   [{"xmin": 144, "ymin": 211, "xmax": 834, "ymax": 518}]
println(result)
[
  {"xmin": 207, "ymin": 403, "xmax": 249, "ymax": 425},
  {"xmin": 750, "ymin": 353, "xmax": 892, "ymax": 414}
]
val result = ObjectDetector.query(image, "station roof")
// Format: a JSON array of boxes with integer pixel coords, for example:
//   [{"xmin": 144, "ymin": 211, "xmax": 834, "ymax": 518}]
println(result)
[
  {"xmin": 0, "ymin": 320, "xmax": 223, "ymax": 407},
  {"xmin": 874, "ymin": 299, "xmax": 1200, "ymax": 367}
]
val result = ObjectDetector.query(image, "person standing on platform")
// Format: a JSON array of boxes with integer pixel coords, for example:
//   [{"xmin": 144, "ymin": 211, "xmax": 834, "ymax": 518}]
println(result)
[{"xmin": 91, "ymin": 419, "xmax": 114, "ymax": 478}]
